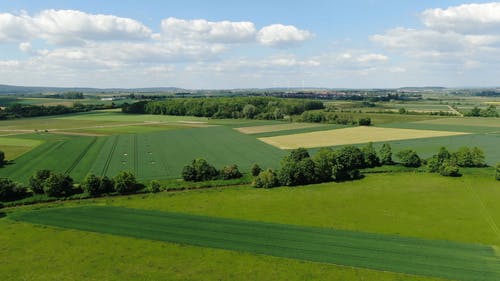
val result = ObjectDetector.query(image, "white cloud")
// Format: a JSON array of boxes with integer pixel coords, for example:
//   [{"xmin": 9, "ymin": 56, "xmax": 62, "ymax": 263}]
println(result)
[
  {"xmin": 422, "ymin": 2, "xmax": 500, "ymax": 34},
  {"xmin": 0, "ymin": 9, "xmax": 152, "ymax": 44},
  {"xmin": 19, "ymin": 42, "xmax": 32, "ymax": 53},
  {"xmin": 257, "ymin": 24, "xmax": 313, "ymax": 47},
  {"xmin": 357, "ymin": 53, "xmax": 388, "ymax": 63},
  {"xmin": 160, "ymin": 17, "xmax": 256, "ymax": 43}
]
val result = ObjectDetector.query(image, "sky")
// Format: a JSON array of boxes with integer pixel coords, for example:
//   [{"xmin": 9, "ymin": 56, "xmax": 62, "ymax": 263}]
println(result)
[{"xmin": 0, "ymin": 0, "xmax": 499, "ymax": 89}]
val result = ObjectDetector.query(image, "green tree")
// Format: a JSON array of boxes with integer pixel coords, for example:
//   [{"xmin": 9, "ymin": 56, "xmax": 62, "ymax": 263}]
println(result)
[
  {"xmin": 378, "ymin": 143, "xmax": 393, "ymax": 165},
  {"xmin": 242, "ymin": 104, "xmax": 257, "ymax": 119},
  {"xmin": 148, "ymin": 180, "xmax": 161, "ymax": 193},
  {"xmin": 396, "ymin": 150, "xmax": 421, "ymax": 167},
  {"xmin": 312, "ymin": 148, "xmax": 336, "ymax": 182},
  {"xmin": 114, "ymin": 171, "xmax": 137, "ymax": 194},
  {"xmin": 289, "ymin": 147, "xmax": 310, "ymax": 162},
  {"xmin": 182, "ymin": 158, "xmax": 219, "ymax": 182},
  {"xmin": 251, "ymin": 164, "xmax": 262, "ymax": 177},
  {"xmin": 220, "ymin": 164, "xmax": 242, "ymax": 180},
  {"xmin": 28, "ymin": 169, "xmax": 52, "ymax": 194},
  {"xmin": 362, "ymin": 142, "xmax": 380, "ymax": 168},
  {"xmin": 358, "ymin": 117, "xmax": 371, "ymax": 126},
  {"xmin": 0, "ymin": 178, "xmax": 27, "ymax": 201},
  {"xmin": 253, "ymin": 169, "xmax": 279, "ymax": 188},
  {"xmin": 278, "ymin": 149, "xmax": 316, "ymax": 186},
  {"xmin": 81, "ymin": 174, "xmax": 102, "ymax": 196},
  {"xmin": 43, "ymin": 173, "xmax": 74, "ymax": 197},
  {"xmin": 0, "ymin": 150, "xmax": 5, "ymax": 166},
  {"xmin": 439, "ymin": 160, "xmax": 461, "ymax": 177},
  {"xmin": 453, "ymin": 147, "xmax": 474, "ymax": 167},
  {"xmin": 496, "ymin": 163, "xmax": 500, "ymax": 181},
  {"xmin": 471, "ymin": 147, "xmax": 486, "ymax": 167},
  {"xmin": 399, "ymin": 107, "xmax": 407, "ymax": 114},
  {"xmin": 331, "ymin": 146, "xmax": 365, "ymax": 181}
]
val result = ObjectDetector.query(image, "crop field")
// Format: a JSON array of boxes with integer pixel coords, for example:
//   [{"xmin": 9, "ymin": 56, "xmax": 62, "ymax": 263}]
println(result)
[
  {"xmin": 88, "ymin": 126, "xmax": 286, "ymax": 180},
  {"xmin": 11, "ymin": 205, "xmax": 500, "ymax": 281},
  {"xmin": 0, "ymin": 137, "xmax": 42, "ymax": 159},
  {"xmin": 259, "ymin": 126, "xmax": 470, "ymax": 149},
  {"xmin": 235, "ymin": 122, "xmax": 324, "ymax": 134},
  {"xmin": 412, "ymin": 117, "xmax": 500, "ymax": 128}
]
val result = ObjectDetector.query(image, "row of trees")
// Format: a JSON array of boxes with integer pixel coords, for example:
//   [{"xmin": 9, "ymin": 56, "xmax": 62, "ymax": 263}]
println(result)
[
  {"xmin": 297, "ymin": 111, "xmax": 371, "ymax": 126},
  {"xmin": 0, "ymin": 170, "xmax": 139, "ymax": 202},
  {"xmin": 464, "ymin": 105, "xmax": 498, "ymax": 117},
  {"xmin": 254, "ymin": 143, "xmax": 394, "ymax": 188},
  {"xmin": 0, "ymin": 103, "xmax": 114, "ymax": 120},
  {"xmin": 123, "ymin": 97, "xmax": 324, "ymax": 120},
  {"xmin": 182, "ymin": 158, "xmax": 242, "ymax": 181}
]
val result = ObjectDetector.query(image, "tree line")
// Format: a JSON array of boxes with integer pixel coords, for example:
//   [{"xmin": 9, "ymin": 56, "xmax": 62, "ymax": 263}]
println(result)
[
  {"xmin": 0, "ymin": 103, "xmax": 115, "ymax": 120},
  {"xmin": 122, "ymin": 97, "xmax": 324, "ymax": 120}
]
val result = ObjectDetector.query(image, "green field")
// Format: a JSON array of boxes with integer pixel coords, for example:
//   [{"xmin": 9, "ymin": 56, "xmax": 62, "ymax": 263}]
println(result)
[
  {"xmin": 3, "ymin": 172, "xmax": 500, "ymax": 281},
  {"xmin": 12, "ymin": 205, "xmax": 500, "ymax": 281}
]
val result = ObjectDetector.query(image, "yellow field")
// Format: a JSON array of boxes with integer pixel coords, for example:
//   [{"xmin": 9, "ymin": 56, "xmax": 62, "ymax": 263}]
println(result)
[
  {"xmin": 235, "ymin": 123, "xmax": 323, "ymax": 134},
  {"xmin": 258, "ymin": 126, "xmax": 470, "ymax": 149},
  {"xmin": 0, "ymin": 137, "xmax": 43, "ymax": 159},
  {"xmin": 412, "ymin": 117, "xmax": 500, "ymax": 128}
]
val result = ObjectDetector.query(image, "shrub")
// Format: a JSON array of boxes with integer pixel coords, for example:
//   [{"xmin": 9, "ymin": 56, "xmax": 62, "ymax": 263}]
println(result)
[
  {"xmin": 148, "ymin": 180, "xmax": 161, "ymax": 193},
  {"xmin": 82, "ymin": 174, "xmax": 114, "ymax": 196},
  {"xmin": 253, "ymin": 169, "xmax": 279, "ymax": 188},
  {"xmin": 43, "ymin": 173, "xmax": 74, "ymax": 197},
  {"xmin": 496, "ymin": 163, "xmax": 500, "ymax": 181},
  {"xmin": 114, "ymin": 171, "xmax": 137, "ymax": 194},
  {"xmin": 278, "ymin": 149, "xmax": 316, "ymax": 186},
  {"xmin": 220, "ymin": 164, "xmax": 242, "ymax": 180},
  {"xmin": 439, "ymin": 160, "xmax": 461, "ymax": 177},
  {"xmin": 362, "ymin": 142, "xmax": 380, "ymax": 168},
  {"xmin": 379, "ymin": 143, "xmax": 393, "ymax": 165},
  {"xmin": 312, "ymin": 148, "xmax": 336, "ymax": 183},
  {"xmin": 0, "ymin": 150, "xmax": 5, "ymax": 166},
  {"xmin": 358, "ymin": 117, "xmax": 371, "ymax": 126},
  {"xmin": 182, "ymin": 158, "xmax": 219, "ymax": 182},
  {"xmin": 0, "ymin": 178, "xmax": 28, "ymax": 201},
  {"xmin": 396, "ymin": 149, "xmax": 421, "ymax": 167},
  {"xmin": 452, "ymin": 147, "xmax": 485, "ymax": 167},
  {"xmin": 330, "ymin": 146, "xmax": 365, "ymax": 181},
  {"xmin": 251, "ymin": 164, "xmax": 262, "ymax": 177},
  {"xmin": 29, "ymin": 169, "xmax": 52, "ymax": 194}
]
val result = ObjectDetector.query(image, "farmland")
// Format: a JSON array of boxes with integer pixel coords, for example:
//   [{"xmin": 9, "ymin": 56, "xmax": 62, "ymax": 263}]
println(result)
[
  {"xmin": 3, "ymin": 172, "xmax": 500, "ymax": 281},
  {"xmin": 259, "ymin": 126, "xmax": 470, "ymax": 149}
]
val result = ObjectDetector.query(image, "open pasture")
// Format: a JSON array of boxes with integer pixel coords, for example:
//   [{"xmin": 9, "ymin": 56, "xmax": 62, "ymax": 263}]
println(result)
[
  {"xmin": 259, "ymin": 126, "xmax": 470, "ymax": 149},
  {"xmin": 12, "ymin": 205, "xmax": 500, "ymax": 281},
  {"xmin": 0, "ymin": 137, "xmax": 42, "ymax": 160}
]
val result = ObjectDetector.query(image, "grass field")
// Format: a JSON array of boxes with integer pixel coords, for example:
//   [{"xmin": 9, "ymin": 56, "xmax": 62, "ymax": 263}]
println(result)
[
  {"xmin": 412, "ymin": 117, "xmax": 500, "ymax": 128},
  {"xmin": 3, "ymin": 172, "xmax": 500, "ymax": 281},
  {"xmin": 259, "ymin": 126, "xmax": 470, "ymax": 149},
  {"xmin": 0, "ymin": 137, "xmax": 42, "ymax": 159},
  {"xmin": 11, "ymin": 205, "xmax": 500, "ymax": 281}
]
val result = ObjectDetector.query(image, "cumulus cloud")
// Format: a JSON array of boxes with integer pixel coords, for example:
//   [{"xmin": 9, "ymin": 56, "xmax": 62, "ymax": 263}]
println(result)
[
  {"xmin": 257, "ymin": 24, "xmax": 313, "ymax": 47},
  {"xmin": 356, "ymin": 53, "xmax": 388, "ymax": 63},
  {"xmin": 421, "ymin": 2, "xmax": 500, "ymax": 34},
  {"xmin": 161, "ymin": 17, "xmax": 256, "ymax": 43},
  {"xmin": 0, "ymin": 9, "xmax": 152, "ymax": 44}
]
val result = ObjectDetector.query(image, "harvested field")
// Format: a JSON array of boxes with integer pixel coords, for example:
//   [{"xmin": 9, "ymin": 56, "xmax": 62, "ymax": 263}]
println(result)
[
  {"xmin": 12, "ymin": 206, "xmax": 500, "ymax": 281},
  {"xmin": 235, "ymin": 123, "xmax": 324, "ymax": 134},
  {"xmin": 259, "ymin": 126, "xmax": 470, "ymax": 149}
]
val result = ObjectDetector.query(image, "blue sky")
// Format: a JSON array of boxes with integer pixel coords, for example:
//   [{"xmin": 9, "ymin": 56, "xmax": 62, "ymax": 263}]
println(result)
[{"xmin": 0, "ymin": 1, "xmax": 499, "ymax": 88}]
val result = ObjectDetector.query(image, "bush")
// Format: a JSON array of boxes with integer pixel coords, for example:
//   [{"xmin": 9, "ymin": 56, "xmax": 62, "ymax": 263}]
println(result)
[
  {"xmin": 439, "ymin": 160, "xmax": 461, "ymax": 177},
  {"xmin": 220, "ymin": 164, "xmax": 242, "ymax": 180},
  {"xmin": 82, "ymin": 174, "xmax": 114, "ymax": 196},
  {"xmin": 148, "ymin": 180, "xmax": 161, "ymax": 193},
  {"xmin": 29, "ymin": 169, "xmax": 52, "ymax": 194},
  {"xmin": 378, "ymin": 143, "xmax": 393, "ymax": 165},
  {"xmin": 251, "ymin": 164, "xmax": 262, "ymax": 177},
  {"xmin": 0, "ymin": 150, "xmax": 4, "ymax": 166},
  {"xmin": 182, "ymin": 158, "xmax": 219, "ymax": 182},
  {"xmin": 253, "ymin": 169, "xmax": 279, "ymax": 188},
  {"xmin": 362, "ymin": 142, "xmax": 380, "ymax": 168},
  {"xmin": 114, "ymin": 171, "xmax": 137, "ymax": 194},
  {"xmin": 0, "ymin": 178, "xmax": 28, "ymax": 201},
  {"xmin": 330, "ymin": 146, "xmax": 365, "ymax": 181},
  {"xmin": 43, "ymin": 173, "xmax": 74, "ymax": 197},
  {"xmin": 358, "ymin": 117, "xmax": 371, "ymax": 126},
  {"xmin": 496, "ymin": 163, "xmax": 500, "ymax": 181},
  {"xmin": 452, "ymin": 147, "xmax": 485, "ymax": 167},
  {"xmin": 396, "ymin": 149, "xmax": 421, "ymax": 167},
  {"xmin": 278, "ymin": 149, "xmax": 316, "ymax": 186},
  {"xmin": 312, "ymin": 148, "xmax": 336, "ymax": 183}
]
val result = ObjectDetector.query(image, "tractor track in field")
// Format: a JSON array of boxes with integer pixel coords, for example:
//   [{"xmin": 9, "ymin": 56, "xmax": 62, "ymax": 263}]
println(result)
[
  {"xmin": 64, "ymin": 137, "xmax": 97, "ymax": 175},
  {"xmin": 134, "ymin": 134, "xmax": 139, "ymax": 176},
  {"xmin": 101, "ymin": 136, "xmax": 119, "ymax": 176}
]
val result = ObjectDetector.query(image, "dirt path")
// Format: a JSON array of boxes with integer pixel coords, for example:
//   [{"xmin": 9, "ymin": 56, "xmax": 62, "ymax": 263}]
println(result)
[{"xmin": 448, "ymin": 105, "xmax": 464, "ymax": 117}]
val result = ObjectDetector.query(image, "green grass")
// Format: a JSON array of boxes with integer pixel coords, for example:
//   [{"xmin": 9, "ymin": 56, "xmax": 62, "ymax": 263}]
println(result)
[
  {"xmin": 3, "ymin": 172, "xmax": 500, "ymax": 281},
  {"xmin": 252, "ymin": 124, "xmax": 349, "ymax": 138},
  {"xmin": 0, "ymin": 136, "xmax": 42, "ymax": 159},
  {"xmin": 11, "ymin": 205, "xmax": 500, "ymax": 281},
  {"xmin": 57, "ymin": 111, "xmax": 209, "ymax": 122},
  {"xmin": 88, "ymin": 126, "xmax": 286, "ymax": 180}
]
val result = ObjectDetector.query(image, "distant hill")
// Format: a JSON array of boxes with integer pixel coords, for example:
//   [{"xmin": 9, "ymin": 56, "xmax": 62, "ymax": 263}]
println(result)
[{"xmin": 0, "ymin": 84, "xmax": 185, "ymax": 95}]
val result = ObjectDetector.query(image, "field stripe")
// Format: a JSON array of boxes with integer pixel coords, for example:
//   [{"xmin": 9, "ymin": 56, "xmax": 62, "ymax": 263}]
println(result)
[
  {"xmin": 101, "ymin": 136, "xmax": 118, "ymax": 176},
  {"xmin": 64, "ymin": 137, "xmax": 97, "ymax": 175},
  {"xmin": 12, "ymin": 206, "xmax": 500, "ymax": 281}
]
